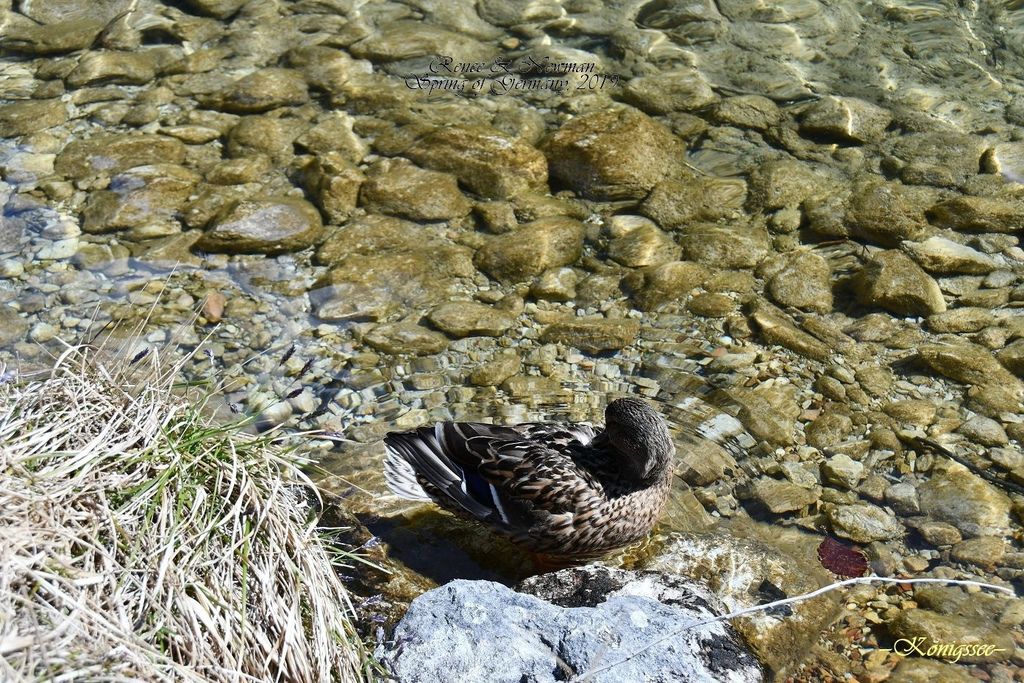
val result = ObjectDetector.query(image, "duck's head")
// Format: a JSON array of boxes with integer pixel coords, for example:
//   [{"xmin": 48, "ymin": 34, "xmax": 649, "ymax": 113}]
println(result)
[{"xmin": 604, "ymin": 397, "xmax": 675, "ymax": 484}]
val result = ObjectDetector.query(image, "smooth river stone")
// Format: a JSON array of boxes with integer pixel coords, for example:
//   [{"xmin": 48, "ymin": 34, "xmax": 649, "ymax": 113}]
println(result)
[
  {"xmin": 55, "ymin": 134, "xmax": 186, "ymax": 180},
  {"xmin": 65, "ymin": 51, "xmax": 158, "ymax": 87},
  {"xmin": 181, "ymin": 0, "xmax": 250, "ymax": 19},
  {"xmin": 798, "ymin": 96, "xmax": 891, "ymax": 144},
  {"xmin": 202, "ymin": 68, "xmax": 309, "ymax": 113},
  {"xmin": 539, "ymin": 317, "xmax": 640, "ymax": 354},
  {"xmin": 81, "ymin": 164, "xmax": 199, "ymax": 239},
  {"xmin": 359, "ymin": 158, "xmax": 470, "ymax": 222},
  {"xmin": 2, "ymin": 18, "xmax": 105, "ymax": 54},
  {"xmin": 853, "ymin": 250, "xmax": 946, "ymax": 316},
  {"xmin": 0, "ymin": 99, "xmax": 67, "ymax": 136},
  {"xmin": 428, "ymin": 302, "xmax": 515, "ymax": 338},
  {"xmin": 900, "ymin": 236, "xmax": 999, "ymax": 274},
  {"xmin": 406, "ymin": 125, "xmax": 547, "ymax": 200},
  {"xmin": 18, "ymin": 0, "xmax": 131, "ymax": 23},
  {"xmin": 474, "ymin": 217, "xmax": 585, "ymax": 283},
  {"xmin": 195, "ymin": 197, "xmax": 323, "ymax": 254},
  {"xmin": 543, "ymin": 106, "xmax": 684, "ymax": 200}
]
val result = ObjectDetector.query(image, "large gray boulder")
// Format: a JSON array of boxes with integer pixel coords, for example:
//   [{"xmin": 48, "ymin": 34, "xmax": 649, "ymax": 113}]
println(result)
[{"xmin": 376, "ymin": 566, "xmax": 762, "ymax": 683}]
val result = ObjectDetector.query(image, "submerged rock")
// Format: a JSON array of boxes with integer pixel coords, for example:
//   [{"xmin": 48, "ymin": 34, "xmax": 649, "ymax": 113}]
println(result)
[
  {"xmin": 55, "ymin": 134, "xmax": 186, "ymax": 181},
  {"xmin": 854, "ymin": 250, "xmax": 946, "ymax": 316},
  {"xmin": 886, "ymin": 609, "xmax": 1014, "ymax": 664},
  {"xmin": 349, "ymin": 21, "xmax": 494, "ymax": 63},
  {"xmin": 406, "ymin": 125, "xmax": 547, "ymax": 200},
  {"xmin": 540, "ymin": 317, "xmax": 640, "ymax": 354},
  {"xmin": 678, "ymin": 222, "xmax": 770, "ymax": 269},
  {"xmin": 17, "ymin": 0, "xmax": 131, "ymax": 24},
  {"xmin": 888, "ymin": 658, "xmax": 976, "ymax": 682},
  {"xmin": 182, "ymin": 0, "xmax": 249, "ymax": 19},
  {"xmin": 530, "ymin": 267, "xmax": 578, "ymax": 302},
  {"xmin": 81, "ymin": 164, "xmax": 199, "ymax": 239},
  {"xmin": 846, "ymin": 180, "xmax": 931, "ymax": 246},
  {"xmin": 0, "ymin": 99, "xmax": 68, "ymax": 137},
  {"xmin": 288, "ymin": 46, "xmax": 368, "ymax": 96},
  {"xmin": 543, "ymin": 107, "xmax": 684, "ymax": 200},
  {"xmin": 623, "ymin": 261, "xmax": 710, "ymax": 311},
  {"xmin": 826, "ymin": 503, "xmax": 902, "ymax": 543},
  {"xmin": 751, "ymin": 478, "xmax": 820, "ymax": 514},
  {"xmin": 641, "ymin": 177, "xmax": 748, "ymax": 228},
  {"xmin": 195, "ymin": 197, "xmax": 323, "ymax": 254},
  {"xmin": 620, "ymin": 70, "xmax": 717, "ymax": 114},
  {"xmin": 918, "ymin": 342, "xmax": 1024, "ymax": 392},
  {"xmin": 360, "ymin": 158, "xmax": 470, "ymax": 222},
  {"xmin": 926, "ymin": 196, "xmax": 1024, "ymax": 234},
  {"xmin": 474, "ymin": 217, "xmax": 584, "ymax": 283},
  {"xmin": 295, "ymin": 112, "xmax": 368, "ymax": 161},
  {"xmin": 763, "ymin": 251, "xmax": 833, "ymax": 313},
  {"xmin": 712, "ymin": 95, "xmax": 781, "ymax": 131},
  {"xmin": 884, "ymin": 132, "xmax": 986, "ymax": 188},
  {"xmin": 917, "ymin": 465, "xmax": 1012, "ymax": 538},
  {"xmin": 605, "ymin": 216, "xmax": 679, "ymax": 268},
  {"xmin": 747, "ymin": 159, "xmax": 832, "ymax": 212},
  {"xmin": 468, "ymin": 349, "xmax": 522, "ymax": 387},
  {"xmin": 428, "ymin": 302, "xmax": 515, "ymax": 338},
  {"xmin": 798, "ymin": 96, "xmax": 891, "ymax": 144},
  {"xmin": 302, "ymin": 152, "xmax": 365, "ymax": 223},
  {"xmin": 226, "ymin": 115, "xmax": 305, "ymax": 163},
  {"xmin": 1, "ymin": 18, "xmax": 105, "ymax": 55},
  {"xmin": 377, "ymin": 567, "xmax": 763, "ymax": 683},
  {"xmin": 202, "ymin": 68, "xmax": 309, "ymax": 113},
  {"xmin": 311, "ymin": 217, "xmax": 474, "ymax": 321},
  {"xmin": 748, "ymin": 300, "xmax": 831, "ymax": 362},
  {"xmin": 364, "ymin": 321, "xmax": 449, "ymax": 356},
  {"xmin": 901, "ymin": 236, "xmax": 999, "ymax": 275},
  {"xmin": 65, "ymin": 51, "xmax": 157, "ymax": 87},
  {"xmin": 0, "ymin": 306, "xmax": 29, "ymax": 346},
  {"xmin": 651, "ymin": 530, "xmax": 840, "ymax": 679}
]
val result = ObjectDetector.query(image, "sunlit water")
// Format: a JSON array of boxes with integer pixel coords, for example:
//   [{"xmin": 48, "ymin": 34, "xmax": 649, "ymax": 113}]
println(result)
[{"xmin": 4, "ymin": 0, "xmax": 1024, "ymax": 676}]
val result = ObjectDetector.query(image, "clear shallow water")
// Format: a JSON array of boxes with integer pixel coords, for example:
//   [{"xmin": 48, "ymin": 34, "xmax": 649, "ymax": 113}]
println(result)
[{"xmin": 3, "ymin": 0, "xmax": 1024, "ymax": 678}]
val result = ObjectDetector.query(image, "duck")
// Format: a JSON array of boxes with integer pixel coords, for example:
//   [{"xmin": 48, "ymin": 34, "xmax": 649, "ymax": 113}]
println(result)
[{"xmin": 382, "ymin": 397, "xmax": 675, "ymax": 562}]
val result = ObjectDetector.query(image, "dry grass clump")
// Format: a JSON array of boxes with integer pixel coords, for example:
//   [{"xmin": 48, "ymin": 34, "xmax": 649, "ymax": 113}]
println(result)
[{"xmin": 0, "ymin": 342, "xmax": 373, "ymax": 682}]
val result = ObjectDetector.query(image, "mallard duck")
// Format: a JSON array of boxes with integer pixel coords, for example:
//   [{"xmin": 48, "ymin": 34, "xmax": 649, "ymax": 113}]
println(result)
[{"xmin": 383, "ymin": 397, "xmax": 675, "ymax": 562}]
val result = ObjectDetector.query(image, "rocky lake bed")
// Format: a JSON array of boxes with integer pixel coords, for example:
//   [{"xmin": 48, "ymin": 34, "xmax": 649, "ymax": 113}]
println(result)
[{"xmin": 3, "ymin": 0, "xmax": 1024, "ymax": 680}]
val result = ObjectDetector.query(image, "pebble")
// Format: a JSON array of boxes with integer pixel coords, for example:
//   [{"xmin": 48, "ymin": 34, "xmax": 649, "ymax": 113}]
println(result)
[
  {"xmin": 950, "ymin": 536, "xmax": 1006, "ymax": 570},
  {"xmin": 918, "ymin": 521, "xmax": 963, "ymax": 547},
  {"xmin": 750, "ymin": 477, "xmax": 820, "ymax": 513},
  {"xmin": 827, "ymin": 503, "xmax": 902, "ymax": 543},
  {"xmin": 428, "ymin": 302, "xmax": 515, "ymax": 338},
  {"xmin": 0, "ymin": 260, "xmax": 24, "ymax": 278},
  {"xmin": 917, "ymin": 466, "xmax": 1012, "ymax": 537},
  {"xmin": 542, "ymin": 107, "xmax": 683, "ymax": 200},
  {"xmin": 28, "ymin": 321, "xmax": 57, "ymax": 343},
  {"xmin": 820, "ymin": 454, "xmax": 865, "ymax": 490},
  {"xmin": 854, "ymin": 250, "xmax": 946, "ymax": 316},
  {"xmin": 884, "ymin": 483, "xmax": 920, "ymax": 515},
  {"xmin": 957, "ymin": 414, "xmax": 1009, "ymax": 446}
]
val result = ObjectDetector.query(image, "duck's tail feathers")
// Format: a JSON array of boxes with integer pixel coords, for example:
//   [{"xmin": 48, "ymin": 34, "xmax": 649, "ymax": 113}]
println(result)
[
  {"xmin": 383, "ymin": 424, "xmax": 506, "ymax": 523},
  {"xmin": 382, "ymin": 445, "xmax": 431, "ymax": 502}
]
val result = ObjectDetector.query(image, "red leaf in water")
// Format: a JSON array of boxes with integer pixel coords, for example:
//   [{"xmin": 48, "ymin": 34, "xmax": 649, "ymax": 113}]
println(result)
[{"xmin": 817, "ymin": 537, "xmax": 868, "ymax": 577}]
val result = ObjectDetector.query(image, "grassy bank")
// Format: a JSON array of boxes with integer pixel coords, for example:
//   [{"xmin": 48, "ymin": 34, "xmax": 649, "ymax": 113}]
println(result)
[{"xmin": 0, "ymin": 342, "xmax": 374, "ymax": 682}]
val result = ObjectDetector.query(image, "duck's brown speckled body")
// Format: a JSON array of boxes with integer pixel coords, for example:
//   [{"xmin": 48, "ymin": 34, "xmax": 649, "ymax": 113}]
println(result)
[{"xmin": 383, "ymin": 397, "xmax": 675, "ymax": 561}]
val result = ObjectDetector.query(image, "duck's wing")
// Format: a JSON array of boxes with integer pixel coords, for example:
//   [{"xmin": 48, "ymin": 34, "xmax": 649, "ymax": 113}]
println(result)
[
  {"xmin": 383, "ymin": 422, "xmax": 606, "ymax": 532},
  {"xmin": 515, "ymin": 422, "xmax": 601, "ymax": 449}
]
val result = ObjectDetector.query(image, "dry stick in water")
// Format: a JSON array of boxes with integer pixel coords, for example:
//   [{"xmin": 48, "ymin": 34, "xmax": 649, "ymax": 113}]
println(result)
[{"xmin": 573, "ymin": 576, "xmax": 1017, "ymax": 682}]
